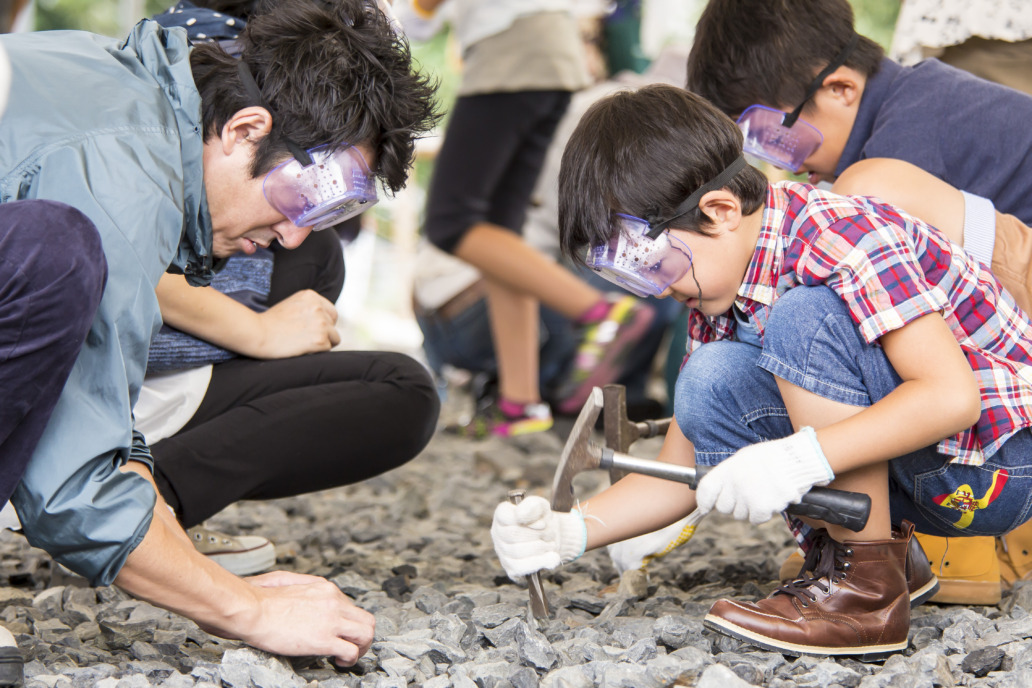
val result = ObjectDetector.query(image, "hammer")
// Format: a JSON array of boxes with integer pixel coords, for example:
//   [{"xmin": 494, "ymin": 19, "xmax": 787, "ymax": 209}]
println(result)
[{"xmin": 551, "ymin": 387, "xmax": 871, "ymax": 530}]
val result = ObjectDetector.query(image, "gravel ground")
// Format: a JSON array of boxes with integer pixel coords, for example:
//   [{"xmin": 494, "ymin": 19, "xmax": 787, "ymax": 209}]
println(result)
[{"xmin": 5, "ymin": 391, "xmax": 1032, "ymax": 687}]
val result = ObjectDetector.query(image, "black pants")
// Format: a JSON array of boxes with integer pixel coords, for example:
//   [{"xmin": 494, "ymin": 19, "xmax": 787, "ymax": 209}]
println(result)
[
  {"xmin": 150, "ymin": 350, "xmax": 439, "ymax": 527},
  {"xmin": 150, "ymin": 226, "xmax": 439, "ymax": 526},
  {"xmin": 0, "ymin": 200, "xmax": 106, "ymax": 505}
]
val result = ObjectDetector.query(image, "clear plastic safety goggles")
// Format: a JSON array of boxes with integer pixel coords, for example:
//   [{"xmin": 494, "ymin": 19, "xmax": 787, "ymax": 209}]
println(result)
[
  {"xmin": 237, "ymin": 61, "xmax": 378, "ymax": 231},
  {"xmin": 586, "ymin": 157, "xmax": 748, "ymax": 298},
  {"xmin": 735, "ymin": 34, "xmax": 858, "ymax": 173},
  {"xmin": 262, "ymin": 144, "xmax": 377, "ymax": 231},
  {"xmin": 587, "ymin": 215, "xmax": 696, "ymax": 297}
]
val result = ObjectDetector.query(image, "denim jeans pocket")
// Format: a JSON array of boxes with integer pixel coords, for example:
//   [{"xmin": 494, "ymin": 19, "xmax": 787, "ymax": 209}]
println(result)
[{"xmin": 912, "ymin": 461, "xmax": 1032, "ymax": 537}]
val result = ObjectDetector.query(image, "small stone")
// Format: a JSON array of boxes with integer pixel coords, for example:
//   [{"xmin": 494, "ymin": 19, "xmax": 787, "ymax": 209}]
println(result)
[
  {"xmin": 616, "ymin": 570, "xmax": 650, "ymax": 599},
  {"xmin": 516, "ymin": 621, "xmax": 557, "ymax": 671},
  {"xmin": 219, "ymin": 647, "xmax": 306, "ymax": 688},
  {"xmin": 961, "ymin": 645, "xmax": 1006, "ymax": 677},
  {"xmin": 32, "ymin": 588, "xmax": 64, "ymax": 616},
  {"xmin": 471, "ymin": 603, "xmax": 522, "ymax": 629},
  {"xmin": 381, "ymin": 575, "xmax": 411, "ymax": 601},
  {"xmin": 696, "ymin": 663, "xmax": 754, "ymax": 688},
  {"xmin": 332, "ymin": 571, "xmax": 377, "ymax": 598},
  {"xmin": 0, "ymin": 588, "xmax": 32, "ymax": 612},
  {"xmin": 509, "ymin": 665, "xmax": 539, "ymax": 688},
  {"xmin": 540, "ymin": 665, "xmax": 595, "ymax": 688}
]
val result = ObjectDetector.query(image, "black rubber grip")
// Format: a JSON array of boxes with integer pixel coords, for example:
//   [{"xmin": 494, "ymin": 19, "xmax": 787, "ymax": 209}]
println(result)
[{"xmin": 694, "ymin": 465, "xmax": 871, "ymax": 531}]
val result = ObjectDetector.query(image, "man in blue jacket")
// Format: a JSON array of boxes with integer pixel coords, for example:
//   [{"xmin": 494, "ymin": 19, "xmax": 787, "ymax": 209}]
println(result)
[{"xmin": 0, "ymin": 0, "xmax": 437, "ymax": 669}]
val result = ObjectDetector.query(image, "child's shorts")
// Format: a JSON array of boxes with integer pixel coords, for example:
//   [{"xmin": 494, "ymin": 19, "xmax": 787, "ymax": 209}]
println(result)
[
  {"xmin": 423, "ymin": 90, "xmax": 571, "ymax": 254},
  {"xmin": 991, "ymin": 211, "xmax": 1032, "ymax": 316}
]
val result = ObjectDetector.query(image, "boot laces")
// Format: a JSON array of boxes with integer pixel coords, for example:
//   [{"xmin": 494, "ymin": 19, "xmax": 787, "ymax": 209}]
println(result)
[{"xmin": 776, "ymin": 530, "xmax": 853, "ymax": 607}]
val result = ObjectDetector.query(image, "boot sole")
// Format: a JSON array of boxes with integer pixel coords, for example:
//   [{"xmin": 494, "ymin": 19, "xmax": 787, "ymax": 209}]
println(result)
[
  {"xmin": 703, "ymin": 614, "xmax": 907, "ymax": 662},
  {"xmin": 0, "ymin": 648, "xmax": 23, "ymax": 687},
  {"xmin": 910, "ymin": 575, "xmax": 941, "ymax": 607}
]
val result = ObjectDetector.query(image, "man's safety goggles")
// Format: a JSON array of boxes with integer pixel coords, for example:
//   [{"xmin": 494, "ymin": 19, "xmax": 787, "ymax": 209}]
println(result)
[
  {"xmin": 262, "ymin": 144, "xmax": 378, "ymax": 231},
  {"xmin": 735, "ymin": 34, "xmax": 859, "ymax": 172},
  {"xmin": 585, "ymin": 157, "xmax": 748, "ymax": 297},
  {"xmin": 237, "ymin": 61, "xmax": 378, "ymax": 231}
]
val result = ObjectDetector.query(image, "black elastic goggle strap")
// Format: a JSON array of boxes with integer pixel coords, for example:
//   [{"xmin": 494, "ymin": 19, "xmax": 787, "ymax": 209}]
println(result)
[
  {"xmin": 235, "ymin": 60, "xmax": 314, "ymax": 167},
  {"xmin": 781, "ymin": 33, "xmax": 860, "ymax": 129},
  {"xmin": 645, "ymin": 156, "xmax": 749, "ymax": 239}
]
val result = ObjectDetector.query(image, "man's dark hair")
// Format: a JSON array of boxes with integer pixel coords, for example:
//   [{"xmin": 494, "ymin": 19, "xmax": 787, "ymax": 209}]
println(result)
[
  {"xmin": 189, "ymin": 0, "xmax": 259, "ymax": 20},
  {"xmin": 558, "ymin": 84, "xmax": 767, "ymax": 263},
  {"xmin": 189, "ymin": 0, "xmax": 439, "ymax": 192},
  {"xmin": 686, "ymin": 0, "xmax": 884, "ymax": 118}
]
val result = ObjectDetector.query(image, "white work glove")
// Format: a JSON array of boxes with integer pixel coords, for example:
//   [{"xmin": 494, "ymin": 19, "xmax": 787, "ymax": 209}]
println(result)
[
  {"xmin": 695, "ymin": 427, "xmax": 834, "ymax": 525},
  {"xmin": 491, "ymin": 496, "xmax": 587, "ymax": 580},
  {"xmin": 607, "ymin": 510, "xmax": 705, "ymax": 573}
]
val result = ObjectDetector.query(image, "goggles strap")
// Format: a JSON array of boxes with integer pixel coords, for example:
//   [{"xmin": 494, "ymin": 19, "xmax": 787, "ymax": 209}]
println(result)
[
  {"xmin": 236, "ymin": 60, "xmax": 314, "ymax": 167},
  {"xmin": 646, "ymin": 156, "xmax": 748, "ymax": 238},
  {"xmin": 781, "ymin": 33, "xmax": 859, "ymax": 128}
]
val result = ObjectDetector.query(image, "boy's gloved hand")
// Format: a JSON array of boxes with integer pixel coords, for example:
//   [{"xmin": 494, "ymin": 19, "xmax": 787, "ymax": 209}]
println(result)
[
  {"xmin": 607, "ymin": 509, "xmax": 705, "ymax": 572},
  {"xmin": 491, "ymin": 495, "xmax": 587, "ymax": 580},
  {"xmin": 695, "ymin": 427, "xmax": 834, "ymax": 525}
]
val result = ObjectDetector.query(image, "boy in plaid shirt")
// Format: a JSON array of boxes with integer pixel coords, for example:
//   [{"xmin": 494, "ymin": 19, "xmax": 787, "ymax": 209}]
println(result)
[{"xmin": 490, "ymin": 84, "xmax": 1032, "ymax": 658}]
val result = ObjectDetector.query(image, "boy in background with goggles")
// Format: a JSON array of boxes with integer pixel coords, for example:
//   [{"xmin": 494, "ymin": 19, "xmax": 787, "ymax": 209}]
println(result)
[
  {"xmin": 684, "ymin": 0, "xmax": 1032, "ymax": 605},
  {"xmin": 490, "ymin": 83, "xmax": 1032, "ymax": 659},
  {"xmin": 0, "ymin": 0, "xmax": 437, "ymax": 669}
]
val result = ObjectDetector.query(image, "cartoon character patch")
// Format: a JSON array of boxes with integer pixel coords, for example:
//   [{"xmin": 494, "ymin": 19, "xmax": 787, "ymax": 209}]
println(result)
[{"xmin": 933, "ymin": 468, "xmax": 1009, "ymax": 529}]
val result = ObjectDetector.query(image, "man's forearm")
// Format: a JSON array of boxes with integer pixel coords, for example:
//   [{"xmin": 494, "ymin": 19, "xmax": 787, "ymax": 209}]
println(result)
[{"xmin": 113, "ymin": 465, "xmax": 258, "ymax": 636}]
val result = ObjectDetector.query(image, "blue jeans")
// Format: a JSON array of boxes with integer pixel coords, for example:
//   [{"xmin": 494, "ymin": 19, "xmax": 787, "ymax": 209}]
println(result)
[
  {"xmin": 418, "ymin": 270, "xmax": 682, "ymax": 404},
  {"xmin": 674, "ymin": 285, "xmax": 1032, "ymax": 538}
]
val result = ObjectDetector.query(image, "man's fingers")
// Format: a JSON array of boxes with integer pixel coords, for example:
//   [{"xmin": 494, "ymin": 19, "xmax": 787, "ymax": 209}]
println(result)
[{"xmin": 327, "ymin": 325, "xmax": 341, "ymax": 347}]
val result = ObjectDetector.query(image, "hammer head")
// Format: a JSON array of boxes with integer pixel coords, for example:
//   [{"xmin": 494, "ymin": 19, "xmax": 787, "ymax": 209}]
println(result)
[{"xmin": 551, "ymin": 387, "xmax": 604, "ymax": 512}]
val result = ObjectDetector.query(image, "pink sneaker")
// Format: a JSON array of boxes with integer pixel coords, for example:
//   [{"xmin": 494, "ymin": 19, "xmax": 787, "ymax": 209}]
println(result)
[
  {"xmin": 554, "ymin": 296, "xmax": 655, "ymax": 415},
  {"xmin": 445, "ymin": 400, "xmax": 553, "ymax": 440}
]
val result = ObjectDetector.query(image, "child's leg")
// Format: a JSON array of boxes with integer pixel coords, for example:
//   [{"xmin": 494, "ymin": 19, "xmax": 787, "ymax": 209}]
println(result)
[
  {"xmin": 774, "ymin": 380, "xmax": 892, "ymax": 542},
  {"xmin": 454, "ymin": 223, "xmax": 598, "ymax": 318},
  {"xmin": 697, "ymin": 286, "xmax": 911, "ymax": 657},
  {"xmin": 483, "ymin": 277, "xmax": 541, "ymax": 404}
]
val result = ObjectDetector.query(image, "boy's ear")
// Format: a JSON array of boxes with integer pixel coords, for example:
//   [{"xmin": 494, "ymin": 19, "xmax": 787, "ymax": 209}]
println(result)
[
  {"xmin": 697, "ymin": 189, "xmax": 741, "ymax": 231},
  {"xmin": 820, "ymin": 65, "xmax": 863, "ymax": 108},
  {"xmin": 219, "ymin": 106, "xmax": 275, "ymax": 155}
]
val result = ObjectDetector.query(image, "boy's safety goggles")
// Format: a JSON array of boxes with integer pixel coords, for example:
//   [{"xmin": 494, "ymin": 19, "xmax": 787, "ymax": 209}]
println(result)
[
  {"xmin": 585, "ymin": 157, "xmax": 747, "ymax": 297},
  {"xmin": 237, "ymin": 61, "xmax": 378, "ymax": 231},
  {"xmin": 262, "ymin": 144, "xmax": 378, "ymax": 231},
  {"xmin": 735, "ymin": 34, "xmax": 858, "ymax": 172},
  {"xmin": 587, "ymin": 214, "xmax": 696, "ymax": 298}
]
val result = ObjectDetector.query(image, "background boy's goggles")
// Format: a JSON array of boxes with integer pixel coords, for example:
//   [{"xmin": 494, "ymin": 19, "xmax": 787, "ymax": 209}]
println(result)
[
  {"xmin": 586, "ymin": 214, "xmax": 694, "ymax": 298},
  {"xmin": 735, "ymin": 34, "xmax": 858, "ymax": 173},
  {"xmin": 263, "ymin": 144, "xmax": 378, "ymax": 231},
  {"xmin": 737, "ymin": 104, "xmax": 823, "ymax": 172}
]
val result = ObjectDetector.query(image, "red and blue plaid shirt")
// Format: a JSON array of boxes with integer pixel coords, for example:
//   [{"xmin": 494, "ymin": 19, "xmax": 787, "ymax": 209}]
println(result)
[{"xmin": 685, "ymin": 181, "xmax": 1032, "ymax": 465}]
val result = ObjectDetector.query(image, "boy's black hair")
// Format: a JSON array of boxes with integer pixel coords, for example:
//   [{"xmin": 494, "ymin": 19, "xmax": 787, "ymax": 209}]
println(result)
[
  {"xmin": 686, "ymin": 0, "xmax": 884, "ymax": 118},
  {"xmin": 558, "ymin": 84, "xmax": 767, "ymax": 263},
  {"xmin": 189, "ymin": 0, "xmax": 439, "ymax": 192}
]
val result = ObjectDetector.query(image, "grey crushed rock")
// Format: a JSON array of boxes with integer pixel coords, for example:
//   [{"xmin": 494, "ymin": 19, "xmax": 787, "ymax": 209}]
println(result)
[{"xmin": 1, "ymin": 392, "xmax": 1029, "ymax": 686}]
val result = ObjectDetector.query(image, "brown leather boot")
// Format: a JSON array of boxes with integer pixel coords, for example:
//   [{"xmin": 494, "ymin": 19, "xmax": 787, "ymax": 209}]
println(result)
[
  {"xmin": 706, "ymin": 527, "xmax": 911, "ymax": 660},
  {"xmin": 780, "ymin": 520, "xmax": 939, "ymax": 607}
]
